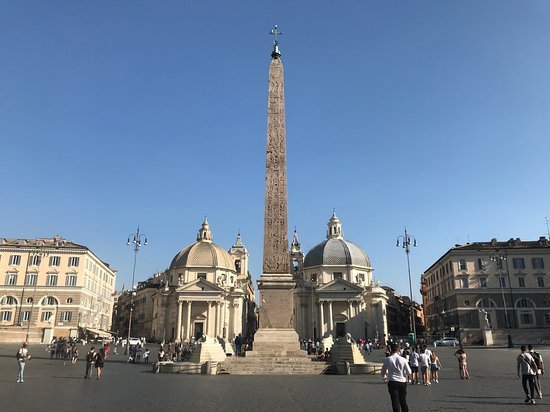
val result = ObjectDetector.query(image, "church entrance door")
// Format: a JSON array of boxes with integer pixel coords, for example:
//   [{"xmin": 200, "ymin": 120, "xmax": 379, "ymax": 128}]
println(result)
[
  {"xmin": 194, "ymin": 322, "xmax": 204, "ymax": 340},
  {"xmin": 335, "ymin": 322, "xmax": 346, "ymax": 338}
]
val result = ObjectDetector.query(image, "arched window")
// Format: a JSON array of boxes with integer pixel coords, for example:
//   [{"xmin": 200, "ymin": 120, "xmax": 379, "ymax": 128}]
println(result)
[
  {"xmin": 516, "ymin": 298, "xmax": 535, "ymax": 308},
  {"xmin": 41, "ymin": 296, "xmax": 59, "ymax": 306},
  {"xmin": 0, "ymin": 296, "xmax": 18, "ymax": 305},
  {"xmin": 476, "ymin": 298, "xmax": 496, "ymax": 308}
]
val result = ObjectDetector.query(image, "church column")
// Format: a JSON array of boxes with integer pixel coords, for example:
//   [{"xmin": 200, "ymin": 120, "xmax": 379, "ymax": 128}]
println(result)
[
  {"xmin": 348, "ymin": 300, "xmax": 353, "ymax": 319},
  {"xmin": 319, "ymin": 301, "xmax": 325, "ymax": 336},
  {"xmin": 186, "ymin": 301, "xmax": 192, "ymax": 340},
  {"xmin": 206, "ymin": 301, "xmax": 213, "ymax": 336},
  {"xmin": 328, "ymin": 301, "xmax": 334, "ymax": 333},
  {"xmin": 221, "ymin": 299, "xmax": 227, "ymax": 338},
  {"xmin": 176, "ymin": 300, "xmax": 182, "ymax": 342}
]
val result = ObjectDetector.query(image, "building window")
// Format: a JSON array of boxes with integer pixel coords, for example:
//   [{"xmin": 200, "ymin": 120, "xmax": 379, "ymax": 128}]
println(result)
[
  {"xmin": 1, "ymin": 296, "xmax": 17, "ymax": 305},
  {"xmin": 479, "ymin": 277, "xmax": 487, "ymax": 288},
  {"xmin": 459, "ymin": 259, "xmax": 467, "ymax": 270},
  {"xmin": 66, "ymin": 274, "xmax": 77, "ymax": 287},
  {"xmin": 537, "ymin": 277, "xmax": 545, "ymax": 288},
  {"xmin": 29, "ymin": 255, "xmax": 42, "ymax": 266},
  {"xmin": 512, "ymin": 258, "xmax": 525, "ymax": 270},
  {"xmin": 477, "ymin": 258, "xmax": 486, "ymax": 270},
  {"xmin": 311, "ymin": 274, "xmax": 317, "ymax": 282},
  {"xmin": 25, "ymin": 273, "xmax": 37, "ymax": 286},
  {"xmin": 60, "ymin": 311, "xmax": 72, "ymax": 322},
  {"xmin": 68, "ymin": 257, "xmax": 80, "ymax": 267},
  {"xmin": 197, "ymin": 273, "xmax": 206, "ymax": 280},
  {"xmin": 496, "ymin": 259, "xmax": 504, "ymax": 270},
  {"xmin": 499, "ymin": 276, "xmax": 507, "ymax": 288},
  {"xmin": 460, "ymin": 277, "xmax": 469, "ymax": 289},
  {"xmin": 19, "ymin": 311, "xmax": 30, "ymax": 322},
  {"xmin": 532, "ymin": 257, "xmax": 544, "ymax": 270},
  {"xmin": 544, "ymin": 313, "xmax": 550, "ymax": 325},
  {"xmin": 49, "ymin": 256, "xmax": 61, "ymax": 267},
  {"xmin": 1, "ymin": 311, "xmax": 12, "ymax": 321},
  {"xmin": 44, "ymin": 296, "xmax": 58, "ymax": 306},
  {"xmin": 518, "ymin": 277, "xmax": 526, "ymax": 288},
  {"xmin": 462, "ymin": 313, "xmax": 472, "ymax": 326},
  {"xmin": 5, "ymin": 273, "xmax": 18, "ymax": 285},
  {"xmin": 67, "ymin": 297, "xmax": 73, "ymax": 304},
  {"xmin": 516, "ymin": 298, "xmax": 534, "ymax": 308},
  {"xmin": 9, "ymin": 255, "xmax": 21, "ymax": 266},
  {"xmin": 520, "ymin": 313, "xmax": 534, "ymax": 325},
  {"xmin": 46, "ymin": 274, "xmax": 58, "ymax": 286},
  {"xmin": 41, "ymin": 311, "xmax": 53, "ymax": 322},
  {"xmin": 333, "ymin": 272, "xmax": 343, "ymax": 280}
]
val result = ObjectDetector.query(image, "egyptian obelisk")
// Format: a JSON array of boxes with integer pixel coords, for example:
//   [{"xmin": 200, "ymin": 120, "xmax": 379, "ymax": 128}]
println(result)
[{"xmin": 251, "ymin": 27, "xmax": 303, "ymax": 357}]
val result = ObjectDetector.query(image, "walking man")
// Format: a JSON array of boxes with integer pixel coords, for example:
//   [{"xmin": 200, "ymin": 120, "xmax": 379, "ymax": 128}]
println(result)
[
  {"xmin": 381, "ymin": 343, "xmax": 412, "ymax": 412},
  {"xmin": 528, "ymin": 344, "xmax": 544, "ymax": 399},
  {"xmin": 235, "ymin": 333, "xmax": 243, "ymax": 357},
  {"xmin": 16, "ymin": 342, "xmax": 30, "ymax": 383},
  {"xmin": 517, "ymin": 345, "xmax": 538, "ymax": 404},
  {"xmin": 84, "ymin": 346, "xmax": 96, "ymax": 379}
]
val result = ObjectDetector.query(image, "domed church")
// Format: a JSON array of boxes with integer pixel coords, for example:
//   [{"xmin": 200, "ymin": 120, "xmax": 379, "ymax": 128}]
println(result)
[
  {"xmin": 149, "ymin": 219, "xmax": 256, "ymax": 343},
  {"xmin": 291, "ymin": 212, "xmax": 388, "ymax": 341}
]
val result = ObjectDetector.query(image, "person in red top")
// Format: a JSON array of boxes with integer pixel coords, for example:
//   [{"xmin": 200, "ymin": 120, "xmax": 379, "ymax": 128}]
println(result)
[{"xmin": 381, "ymin": 343, "xmax": 412, "ymax": 412}]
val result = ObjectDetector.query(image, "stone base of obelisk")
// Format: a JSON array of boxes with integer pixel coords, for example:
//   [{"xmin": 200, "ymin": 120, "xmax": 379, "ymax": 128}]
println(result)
[{"xmin": 248, "ymin": 273, "xmax": 307, "ymax": 358}]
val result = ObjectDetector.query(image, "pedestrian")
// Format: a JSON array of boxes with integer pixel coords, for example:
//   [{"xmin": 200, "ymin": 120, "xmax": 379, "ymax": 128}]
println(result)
[
  {"xmin": 430, "ymin": 350, "xmax": 442, "ymax": 383},
  {"xmin": 418, "ymin": 348, "xmax": 431, "ymax": 386},
  {"xmin": 517, "ymin": 345, "xmax": 538, "ymax": 404},
  {"xmin": 408, "ymin": 346, "xmax": 419, "ymax": 385},
  {"xmin": 94, "ymin": 348, "xmax": 105, "ymax": 380},
  {"xmin": 71, "ymin": 346, "xmax": 79, "ymax": 365},
  {"xmin": 528, "ymin": 344, "xmax": 544, "ymax": 399},
  {"xmin": 381, "ymin": 343, "xmax": 412, "ymax": 412},
  {"xmin": 16, "ymin": 342, "xmax": 31, "ymax": 383},
  {"xmin": 454, "ymin": 348, "xmax": 470, "ymax": 380},
  {"xmin": 84, "ymin": 346, "xmax": 96, "ymax": 379},
  {"xmin": 158, "ymin": 346, "xmax": 165, "ymax": 362},
  {"xmin": 144, "ymin": 348, "xmax": 150, "ymax": 364},
  {"xmin": 235, "ymin": 333, "xmax": 243, "ymax": 357}
]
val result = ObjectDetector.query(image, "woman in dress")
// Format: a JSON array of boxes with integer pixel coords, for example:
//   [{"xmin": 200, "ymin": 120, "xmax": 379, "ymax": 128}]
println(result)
[{"xmin": 94, "ymin": 347, "xmax": 105, "ymax": 380}]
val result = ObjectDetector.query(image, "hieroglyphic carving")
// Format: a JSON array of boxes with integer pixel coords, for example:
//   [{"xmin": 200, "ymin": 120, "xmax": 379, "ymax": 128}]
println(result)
[{"xmin": 263, "ymin": 57, "xmax": 290, "ymax": 273}]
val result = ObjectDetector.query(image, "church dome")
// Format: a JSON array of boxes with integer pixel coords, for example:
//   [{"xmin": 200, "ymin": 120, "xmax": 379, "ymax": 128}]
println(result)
[
  {"xmin": 169, "ymin": 219, "xmax": 235, "ymax": 271},
  {"xmin": 303, "ymin": 212, "xmax": 372, "ymax": 269}
]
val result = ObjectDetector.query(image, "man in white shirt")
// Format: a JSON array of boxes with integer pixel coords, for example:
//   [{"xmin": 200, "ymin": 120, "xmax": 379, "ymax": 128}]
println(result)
[
  {"xmin": 16, "ymin": 341, "xmax": 30, "ymax": 383},
  {"xmin": 381, "ymin": 343, "xmax": 412, "ymax": 412}
]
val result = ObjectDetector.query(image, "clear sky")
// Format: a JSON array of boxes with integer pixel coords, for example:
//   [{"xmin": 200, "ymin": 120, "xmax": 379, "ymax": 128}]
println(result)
[{"xmin": 2, "ymin": 1, "xmax": 549, "ymax": 299}]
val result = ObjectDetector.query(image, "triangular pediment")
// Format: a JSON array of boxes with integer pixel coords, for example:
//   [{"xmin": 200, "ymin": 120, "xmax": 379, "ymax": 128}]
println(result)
[
  {"xmin": 316, "ymin": 278, "xmax": 364, "ymax": 294},
  {"xmin": 175, "ymin": 277, "xmax": 225, "ymax": 293}
]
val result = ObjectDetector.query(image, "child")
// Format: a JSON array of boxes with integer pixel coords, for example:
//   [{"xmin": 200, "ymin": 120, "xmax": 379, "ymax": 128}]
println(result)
[{"xmin": 144, "ymin": 348, "xmax": 150, "ymax": 363}]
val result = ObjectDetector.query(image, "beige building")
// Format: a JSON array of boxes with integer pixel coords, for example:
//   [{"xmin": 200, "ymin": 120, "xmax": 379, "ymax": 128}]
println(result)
[
  {"xmin": 0, "ymin": 236, "xmax": 117, "ymax": 343},
  {"xmin": 422, "ymin": 237, "xmax": 550, "ymax": 345},
  {"xmin": 113, "ymin": 219, "xmax": 256, "ymax": 343},
  {"xmin": 292, "ymin": 213, "xmax": 389, "ymax": 342}
]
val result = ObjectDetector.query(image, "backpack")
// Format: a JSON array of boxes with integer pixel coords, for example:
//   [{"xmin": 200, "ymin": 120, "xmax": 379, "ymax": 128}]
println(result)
[{"xmin": 532, "ymin": 352, "xmax": 542, "ymax": 370}]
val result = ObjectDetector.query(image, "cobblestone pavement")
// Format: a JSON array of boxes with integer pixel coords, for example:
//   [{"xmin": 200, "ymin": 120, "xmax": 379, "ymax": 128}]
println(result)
[{"xmin": 0, "ymin": 343, "xmax": 548, "ymax": 411}]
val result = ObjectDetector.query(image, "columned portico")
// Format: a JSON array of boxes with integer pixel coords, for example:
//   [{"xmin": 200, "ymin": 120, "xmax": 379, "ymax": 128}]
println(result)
[
  {"xmin": 319, "ymin": 301, "xmax": 325, "ymax": 336},
  {"xmin": 176, "ymin": 300, "xmax": 182, "ymax": 341},
  {"xmin": 185, "ymin": 301, "xmax": 192, "ymax": 340}
]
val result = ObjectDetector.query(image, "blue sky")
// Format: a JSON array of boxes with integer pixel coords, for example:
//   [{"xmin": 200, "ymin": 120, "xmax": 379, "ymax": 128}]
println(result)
[{"xmin": 2, "ymin": 1, "xmax": 549, "ymax": 299}]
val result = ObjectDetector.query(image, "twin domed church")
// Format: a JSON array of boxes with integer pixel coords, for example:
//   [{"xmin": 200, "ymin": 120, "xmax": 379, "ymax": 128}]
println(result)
[{"xmin": 118, "ymin": 213, "xmax": 389, "ymax": 344}]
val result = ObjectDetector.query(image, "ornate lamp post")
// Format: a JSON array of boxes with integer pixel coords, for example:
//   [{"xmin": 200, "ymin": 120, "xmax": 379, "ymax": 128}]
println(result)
[
  {"xmin": 396, "ymin": 228, "xmax": 417, "ymax": 343},
  {"xmin": 125, "ymin": 226, "xmax": 147, "ymax": 355},
  {"xmin": 24, "ymin": 250, "xmax": 49, "ymax": 343},
  {"xmin": 490, "ymin": 251, "xmax": 514, "ymax": 348}
]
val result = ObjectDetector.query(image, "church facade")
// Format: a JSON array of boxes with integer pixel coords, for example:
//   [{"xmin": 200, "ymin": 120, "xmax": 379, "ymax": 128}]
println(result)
[
  {"xmin": 114, "ymin": 219, "xmax": 256, "ymax": 343},
  {"xmin": 292, "ymin": 213, "xmax": 389, "ymax": 342}
]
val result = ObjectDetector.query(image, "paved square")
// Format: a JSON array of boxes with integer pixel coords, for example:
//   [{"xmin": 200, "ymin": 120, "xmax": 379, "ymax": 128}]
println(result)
[{"xmin": 0, "ymin": 344, "xmax": 547, "ymax": 411}]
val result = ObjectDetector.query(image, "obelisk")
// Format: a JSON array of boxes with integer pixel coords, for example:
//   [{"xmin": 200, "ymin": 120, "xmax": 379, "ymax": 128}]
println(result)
[{"xmin": 251, "ymin": 27, "xmax": 302, "ymax": 357}]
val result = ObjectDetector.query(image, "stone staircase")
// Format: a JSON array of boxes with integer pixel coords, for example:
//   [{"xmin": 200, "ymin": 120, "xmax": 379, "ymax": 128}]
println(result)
[{"xmin": 220, "ymin": 355, "xmax": 328, "ymax": 375}]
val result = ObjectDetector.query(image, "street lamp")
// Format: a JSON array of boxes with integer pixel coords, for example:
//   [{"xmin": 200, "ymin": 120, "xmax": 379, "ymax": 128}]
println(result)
[
  {"xmin": 396, "ymin": 228, "xmax": 417, "ymax": 343},
  {"xmin": 24, "ymin": 250, "xmax": 49, "ymax": 343},
  {"xmin": 125, "ymin": 226, "xmax": 147, "ymax": 355},
  {"xmin": 490, "ymin": 251, "xmax": 514, "ymax": 348}
]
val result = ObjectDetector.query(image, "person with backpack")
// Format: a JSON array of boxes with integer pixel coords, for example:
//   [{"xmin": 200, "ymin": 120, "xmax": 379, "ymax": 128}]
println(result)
[
  {"xmin": 528, "ymin": 344, "xmax": 544, "ymax": 399},
  {"xmin": 517, "ymin": 345, "xmax": 538, "ymax": 404},
  {"xmin": 84, "ymin": 346, "xmax": 96, "ymax": 379},
  {"xmin": 16, "ymin": 342, "xmax": 31, "ymax": 383},
  {"xmin": 94, "ymin": 347, "xmax": 105, "ymax": 380}
]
